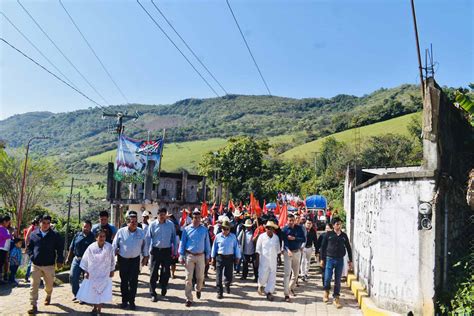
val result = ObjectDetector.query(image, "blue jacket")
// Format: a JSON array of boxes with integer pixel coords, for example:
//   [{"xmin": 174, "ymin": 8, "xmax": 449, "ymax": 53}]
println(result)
[{"xmin": 27, "ymin": 229, "xmax": 64, "ymax": 266}]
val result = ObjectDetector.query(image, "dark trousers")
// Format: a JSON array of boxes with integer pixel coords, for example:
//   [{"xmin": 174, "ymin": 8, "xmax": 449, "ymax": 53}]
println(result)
[
  {"xmin": 242, "ymin": 254, "xmax": 258, "ymax": 280},
  {"xmin": 0, "ymin": 250, "xmax": 6, "ymax": 279},
  {"xmin": 118, "ymin": 255, "xmax": 140, "ymax": 304},
  {"xmin": 215, "ymin": 255, "xmax": 234, "ymax": 294},
  {"xmin": 149, "ymin": 247, "xmax": 172, "ymax": 296},
  {"xmin": 9, "ymin": 264, "xmax": 19, "ymax": 282}
]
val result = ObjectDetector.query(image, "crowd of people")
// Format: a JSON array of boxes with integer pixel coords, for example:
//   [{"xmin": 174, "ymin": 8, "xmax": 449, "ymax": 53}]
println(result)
[{"xmin": 0, "ymin": 202, "xmax": 353, "ymax": 315}]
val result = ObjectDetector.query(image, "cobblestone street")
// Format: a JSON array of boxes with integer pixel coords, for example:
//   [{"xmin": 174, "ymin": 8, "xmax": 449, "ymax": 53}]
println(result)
[{"xmin": 0, "ymin": 260, "xmax": 361, "ymax": 315}]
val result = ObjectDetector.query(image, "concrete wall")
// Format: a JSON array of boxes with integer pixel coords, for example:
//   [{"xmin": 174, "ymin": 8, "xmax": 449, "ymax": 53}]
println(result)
[{"xmin": 353, "ymin": 178, "xmax": 436, "ymax": 314}]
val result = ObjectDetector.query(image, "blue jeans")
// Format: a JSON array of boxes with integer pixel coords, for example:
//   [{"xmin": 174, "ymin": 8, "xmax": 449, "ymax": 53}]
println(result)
[
  {"xmin": 323, "ymin": 257, "xmax": 344, "ymax": 297},
  {"xmin": 9, "ymin": 264, "xmax": 19, "ymax": 283},
  {"xmin": 69, "ymin": 257, "xmax": 83, "ymax": 296},
  {"xmin": 25, "ymin": 258, "xmax": 32, "ymax": 280}
]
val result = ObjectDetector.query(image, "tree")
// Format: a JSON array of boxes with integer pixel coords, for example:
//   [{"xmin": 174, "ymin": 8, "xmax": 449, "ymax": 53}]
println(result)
[
  {"xmin": 359, "ymin": 134, "xmax": 415, "ymax": 168},
  {"xmin": 0, "ymin": 149, "xmax": 62, "ymax": 227},
  {"xmin": 199, "ymin": 136, "xmax": 269, "ymax": 200}
]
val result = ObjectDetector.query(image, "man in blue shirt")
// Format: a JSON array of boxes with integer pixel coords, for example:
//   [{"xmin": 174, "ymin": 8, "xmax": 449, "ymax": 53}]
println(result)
[
  {"xmin": 211, "ymin": 220, "xmax": 241, "ymax": 299},
  {"xmin": 112, "ymin": 211, "xmax": 149, "ymax": 310},
  {"xmin": 146, "ymin": 208, "xmax": 177, "ymax": 301},
  {"xmin": 281, "ymin": 213, "xmax": 306, "ymax": 302},
  {"xmin": 178, "ymin": 209, "xmax": 211, "ymax": 307},
  {"xmin": 66, "ymin": 220, "xmax": 95, "ymax": 301}
]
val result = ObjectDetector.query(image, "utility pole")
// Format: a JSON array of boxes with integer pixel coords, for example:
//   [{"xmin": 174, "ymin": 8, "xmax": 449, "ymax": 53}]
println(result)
[
  {"xmin": 410, "ymin": 0, "xmax": 425, "ymax": 98},
  {"xmin": 78, "ymin": 191, "xmax": 81, "ymax": 223},
  {"xmin": 102, "ymin": 111, "xmax": 139, "ymax": 135},
  {"xmin": 65, "ymin": 177, "xmax": 74, "ymax": 253}
]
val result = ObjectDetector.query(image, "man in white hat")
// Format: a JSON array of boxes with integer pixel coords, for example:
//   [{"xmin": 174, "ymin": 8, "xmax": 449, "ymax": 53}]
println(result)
[
  {"xmin": 256, "ymin": 221, "xmax": 280, "ymax": 301},
  {"xmin": 141, "ymin": 210, "xmax": 151, "ymax": 235},
  {"xmin": 211, "ymin": 219, "xmax": 240, "ymax": 299},
  {"xmin": 237, "ymin": 219, "xmax": 257, "ymax": 281}
]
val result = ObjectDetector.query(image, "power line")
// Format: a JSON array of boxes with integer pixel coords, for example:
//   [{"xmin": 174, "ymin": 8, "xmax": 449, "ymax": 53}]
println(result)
[
  {"xmin": 58, "ymin": 0, "xmax": 129, "ymax": 104},
  {"xmin": 150, "ymin": 0, "xmax": 228, "ymax": 96},
  {"xmin": 17, "ymin": 0, "xmax": 110, "ymax": 105},
  {"xmin": 0, "ymin": 11, "xmax": 79, "ymax": 90},
  {"xmin": 136, "ymin": 0, "xmax": 220, "ymax": 98},
  {"xmin": 225, "ymin": 0, "xmax": 272, "ymax": 96},
  {"xmin": 1, "ymin": 37, "xmax": 104, "ymax": 108}
]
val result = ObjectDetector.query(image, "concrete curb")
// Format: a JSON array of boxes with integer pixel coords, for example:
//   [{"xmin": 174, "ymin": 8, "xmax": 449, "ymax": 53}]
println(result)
[{"xmin": 346, "ymin": 273, "xmax": 401, "ymax": 316}]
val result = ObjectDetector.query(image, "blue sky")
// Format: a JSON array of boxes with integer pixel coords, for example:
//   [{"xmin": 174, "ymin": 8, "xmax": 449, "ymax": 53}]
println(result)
[{"xmin": 0, "ymin": 0, "xmax": 472, "ymax": 119}]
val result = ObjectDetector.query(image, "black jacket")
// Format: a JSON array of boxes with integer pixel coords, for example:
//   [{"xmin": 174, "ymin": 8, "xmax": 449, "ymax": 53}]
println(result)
[
  {"xmin": 321, "ymin": 231, "xmax": 352, "ymax": 261},
  {"xmin": 304, "ymin": 228, "xmax": 318, "ymax": 251},
  {"xmin": 27, "ymin": 229, "xmax": 64, "ymax": 266}
]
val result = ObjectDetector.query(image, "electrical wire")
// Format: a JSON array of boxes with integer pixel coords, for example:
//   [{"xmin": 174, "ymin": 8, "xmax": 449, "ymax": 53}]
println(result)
[
  {"xmin": 58, "ymin": 0, "xmax": 129, "ymax": 104},
  {"xmin": 17, "ymin": 0, "xmax": 110, "ymax": 105},
  {"xmin": 1, "ymin": 37, "xmax": 104, "ymax": 109},
  {"xmin": 0, "ymin": 11, "xmax": 79, "ymax": 91},
  {"xmin": 136, "ymin": 0, "xmax": 220, "ymax": 98},
  {"xmin": 150, "ymin": 0, "xmax": 228, "ymax": 96},
  {"xmin": 225, "ymin": 0, "xmax": 272, "ymax": 96}
]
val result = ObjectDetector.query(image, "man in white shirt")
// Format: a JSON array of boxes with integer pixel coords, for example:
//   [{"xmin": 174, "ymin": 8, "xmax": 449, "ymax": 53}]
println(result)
[{"xmin": 256, "ymin": 221, "xmax": 280, "ymax": 301}]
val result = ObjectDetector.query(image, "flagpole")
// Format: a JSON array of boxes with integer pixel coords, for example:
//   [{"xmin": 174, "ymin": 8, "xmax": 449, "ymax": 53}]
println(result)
[{"xmin": 157, "ymin": 128, "xmax": 166, "ymax": 179}]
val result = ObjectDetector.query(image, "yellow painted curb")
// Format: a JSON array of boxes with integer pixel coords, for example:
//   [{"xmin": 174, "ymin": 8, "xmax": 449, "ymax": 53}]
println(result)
[{"xmin": 346, "ymin": 273, "xmax": 400, "ymax": 316}]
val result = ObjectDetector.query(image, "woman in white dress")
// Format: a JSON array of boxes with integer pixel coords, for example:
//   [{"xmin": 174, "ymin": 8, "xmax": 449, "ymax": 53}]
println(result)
[{"xmin": 76, "ymin": 229, "xmax": 115, "ymax": 314}]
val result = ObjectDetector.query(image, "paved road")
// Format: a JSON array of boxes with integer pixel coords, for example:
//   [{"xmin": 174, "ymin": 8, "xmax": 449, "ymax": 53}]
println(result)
[{"xmin": 0, "ymin": 259, "xmax": 361, "ymax": 315}]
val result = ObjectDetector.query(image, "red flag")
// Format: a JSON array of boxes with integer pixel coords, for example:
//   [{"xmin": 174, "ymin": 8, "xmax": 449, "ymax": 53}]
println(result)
[
  {"xmin": 211, "ymin": 207, "xmax": 216, "ymax": 226},
  {"xmin": 278, "ymin": 203, "xmax": 288, "ymax": 228},
  {"xmin": 262, "ymin": 199, "xmax": 267, "ymax": 215},
  {"xmin": 218, "ymin": 201, "xmax": 223, "ymax": 215},
  {"xmin": 274, "ymin": 202, "xmax": 281, "ymax": 216},
  {"xmin": 255, "ymin": 199, "xmax": 262, "ymax": 218},
  {"xmin": 228, "ymin": 199, "xmax": 235, "ymax": 211},
  {"xmin": 180, "ymin": 209, "xmax": 188, "ymax": 227},
  {"xmin": 201, "ymin": 201, "xmax": 208, "ymax": 218},
  {"xmin": 239, "ymin": 201, "xmax": 243, "ymax": 209}
]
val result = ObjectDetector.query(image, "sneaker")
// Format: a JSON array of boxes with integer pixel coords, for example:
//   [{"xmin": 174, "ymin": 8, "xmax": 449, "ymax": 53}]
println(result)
[
  {"xmin": 196, "ymin": 291, "xmax": 201, "ymax": 299},
  {"xmin": 120, "ymin": 302, "xmax": 128, "ymax": 309},
  {"xmin": 129, "ymin": 302, "xmax": 136, "ymax": 310},
  {"xmin": 161, "ymin": 288, "xmax": 167, "ymax": 296},
  {"xmin": 225, "ymin": 285, "xmax": 230, "ymax": 294},
  {"xmin": 217, "ymin": 293, "xmax": 224, "ymax": 299},
  {"xmin": 27, "ymin": 306, "xmax": 37, "ymax": 315},
  {"xmin": 323, "ymin": 290, "xmax": 329, "ymax": 303},
  {"xmin": 185, "ymin": 300, "xmax": 192, "ymax": 307},
  {"xmin": 266, "ymin": 293, "xmax": 274, "ymax": 301},
  {"xmin": 151, "ymin": 295, "xmax": 158, "ymax": 302},
  {"xmin": 257, "ymin": 286, "xmax": 264, "ymax": 296},
  {"xmin": 334, "ymin": 297, "xmax": 342, "ymax": 309},
  {"xmin": 285, "ymin": 295, "xmax": 291, "ymax": 302}
]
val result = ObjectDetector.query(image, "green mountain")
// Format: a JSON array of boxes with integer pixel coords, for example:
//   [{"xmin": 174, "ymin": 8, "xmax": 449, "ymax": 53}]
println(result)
[{"xmin": 0, "ymin": 84, "xmax": 421, "ymax": 166}]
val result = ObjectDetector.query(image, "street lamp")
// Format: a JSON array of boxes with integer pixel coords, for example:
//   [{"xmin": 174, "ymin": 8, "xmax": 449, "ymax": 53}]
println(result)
[{"xmin": 16, "ymin": 136, "xmax": 49, "ymax": 236}]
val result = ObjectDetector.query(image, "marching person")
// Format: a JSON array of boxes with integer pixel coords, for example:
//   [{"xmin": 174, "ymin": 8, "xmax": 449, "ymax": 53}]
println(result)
[
  {"xmin": 112, "ymin": 211, "xmax": 149, "ymax": 310},
  {"xmin": 141, "ymin": 210, "xmax": 151, "ymax": 234},
  {"xmin": 24, "ymin": 216, "xmax": 41, "ymax": 283},
  {"xmin": 76, "ymin": 229, "xmax": 116, "ymax": 315},
  {"xmin": 281, "ymin": 213, "xmax": 305, "ymax": 302},
  {"xmin": 300, "ymin": 219, "xmax": 317, "ymax": 282},
  {"xmin": 27, "ymin": 215, "xmax": 64, "ymax": 315},
  {"xmin": 66, "ymin": 220, "xmax": 94, "ymax": 301},
  {"xmin": 316, "ymin": 223, "xmax": 333, "ymax": 285},
  {"xmin": 0, "ymin": 215, "xmax": 12, "ymax": 283},
  {"xmin": 256, "ymin": 221, "xmax": 280, "ymax": 301},
  {"xmin": 320, "ymin": 217, "xmax": 353, "ymax": 309},
  {"xmin": 147, "ymin": 208, "xmax": 177, "ymax": 302},
  {"xmin": 211, "ymin": 219, "xmax": 241, "ymax": 299},
  {"xmin": 178, "ymin": 209, "xmax": 211, "ymax": 307},
  {"xmin": 237, "ymin": 219, "xmax": 257, "ymax": 281},
  {"xmin": 92, "ymin": 211, "xmax": 117, "ymax": 244}
]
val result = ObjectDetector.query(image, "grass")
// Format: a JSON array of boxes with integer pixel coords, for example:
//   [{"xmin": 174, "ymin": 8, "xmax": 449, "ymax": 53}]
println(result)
[{"xmin": 279, "ymin": 112, "xmax": 421, "ymax": 161}]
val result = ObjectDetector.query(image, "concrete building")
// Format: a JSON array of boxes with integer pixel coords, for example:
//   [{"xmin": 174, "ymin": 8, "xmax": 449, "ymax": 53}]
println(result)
[
  {"xmin": 109, "ymin": 170, "xmax": 206, "ymax": 226},
  {"xmin": 344, "ymin": 79, "xmax": 473, "ymax": 315}
]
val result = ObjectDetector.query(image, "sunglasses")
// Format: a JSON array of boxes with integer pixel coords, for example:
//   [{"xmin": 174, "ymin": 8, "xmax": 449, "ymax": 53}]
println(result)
[{"xmin": 222, "ymin": 227, "xmax": 230, "ymax": 231}]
